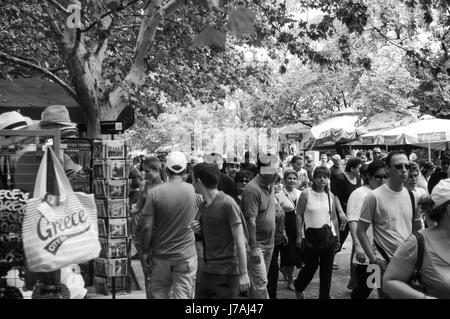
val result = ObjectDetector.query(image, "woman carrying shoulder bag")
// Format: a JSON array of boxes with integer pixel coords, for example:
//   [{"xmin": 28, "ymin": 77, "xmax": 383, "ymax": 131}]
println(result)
[
  {"xmin": 383, "ymin": 178, "xmax": 450, "ymax": 299},
  {"xmin": 294, "ymin": 166, "xmax": 347, "ymax": 299}
]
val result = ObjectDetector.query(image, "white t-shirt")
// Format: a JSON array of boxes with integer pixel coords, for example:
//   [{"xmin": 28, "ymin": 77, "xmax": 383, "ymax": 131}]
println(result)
[
  {"xmin": 302, "ymin": 188, "xmax": 336, "ymax": 238},
  {"xmin": 359, "ymin": 184, "xmax": 419, "ymax": 261},
  {"xmin": 347, "ymin": 186, "xmax": 373, "ymax": 265}
]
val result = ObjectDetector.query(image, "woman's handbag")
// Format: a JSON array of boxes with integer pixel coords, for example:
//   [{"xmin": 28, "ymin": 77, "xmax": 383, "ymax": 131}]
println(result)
[
  {"xmin": 22, "ymin": 146, "xmax": 100, "ymax": 272},
  {"xmin": 302, "ymin": 191, "xmax": 338, "ymax": 252}
]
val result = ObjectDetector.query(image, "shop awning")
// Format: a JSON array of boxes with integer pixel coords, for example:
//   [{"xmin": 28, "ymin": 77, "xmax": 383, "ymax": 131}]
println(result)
[{"xmin": 0, "ymin": 77, "xmax": 134, "ymax": 132}]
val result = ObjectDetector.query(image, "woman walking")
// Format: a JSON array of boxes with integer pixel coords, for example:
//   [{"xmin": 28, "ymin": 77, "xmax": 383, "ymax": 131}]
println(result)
[
  {"xmin": 294, "ymin": 166, "xmax": 347, "ymax": 299},
  {"xmin": 383, "ymin": 178, "xmax": 450, "ymax": 298},
  {"xmin": 276, "ymin": 169, "xmax": 302, "ymax": 291}
]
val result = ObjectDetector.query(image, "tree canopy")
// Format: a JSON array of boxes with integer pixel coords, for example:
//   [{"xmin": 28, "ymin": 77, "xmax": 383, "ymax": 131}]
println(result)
[{"xmin": 1, "ymin": 0, "xmax": 448, "ymax": 148}]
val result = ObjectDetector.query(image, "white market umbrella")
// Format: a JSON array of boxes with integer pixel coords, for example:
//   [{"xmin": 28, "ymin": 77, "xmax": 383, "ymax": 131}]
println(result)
[
  {"xmin": 371, "ymin": 117, "xmax": 450, "ymax": 161},
  {"xmin": 310, "ymin": 110, "xmax": 367, "ymax": 143}
]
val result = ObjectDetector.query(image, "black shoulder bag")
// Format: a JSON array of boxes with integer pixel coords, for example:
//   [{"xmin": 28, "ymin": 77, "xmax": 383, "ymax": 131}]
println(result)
[{"xmin": 302, "ymin": 191, "xmax": 338, "ymax": 252}]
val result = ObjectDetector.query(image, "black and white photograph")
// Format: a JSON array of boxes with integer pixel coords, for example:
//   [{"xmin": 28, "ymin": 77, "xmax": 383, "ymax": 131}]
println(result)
[
  {"xmin": 107, "ymin": 238, "xmax": 127, "ymax": 259},
  {"xmin": 108, "ymin": 159, "xmax": 126, "ymax": 179},
  {"xmin": 108, "ymin": 258, "xmax": 128, "ymax": 277},
  {"xmin": 93, "ymin": 142, "xmax": 104, "ymax": 160},
  {"xmin": 108, "ymin": 218, "xmax": 127, "ymax": 238},
  {"xmin": 2, "ymin": 0, "xmax": 449, "ymax": 305},
  {"xmin": 107, "ymin": 199, "xmax": 127, "ymax": 218},
  {"xmin": 105, "ymin": 140, "xmax": 125, "ymax": 159},
  {"xmin": 107, "ymin": 180, "xmax": 127, "ymax": 199}
]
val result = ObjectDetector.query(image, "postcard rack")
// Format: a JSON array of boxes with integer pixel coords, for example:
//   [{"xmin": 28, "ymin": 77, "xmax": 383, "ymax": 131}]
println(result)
[{"xmin": 92, "ymin": 140, "xmax": 132, "ymax": 299}]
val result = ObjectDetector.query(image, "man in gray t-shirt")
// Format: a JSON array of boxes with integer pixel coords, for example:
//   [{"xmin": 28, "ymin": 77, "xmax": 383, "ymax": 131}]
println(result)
[
  {"xmin": 190, "ymin": 163, "xmax": 250, "ymax": 299},
  {"xmin": 141, "ymin": 151, "xmax": 197, "ymax": 299},
  {"xmin": 241, "ymin": 153, "xmax": 278, "ymax": 299}
]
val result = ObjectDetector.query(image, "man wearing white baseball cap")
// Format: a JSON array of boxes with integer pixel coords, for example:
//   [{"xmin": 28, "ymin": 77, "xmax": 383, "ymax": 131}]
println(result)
[
  {"xmin": 141, "ymin": 151, "xmax": 198, "ymax": 299},
  {"xmin": 383, "ymin": 178, "xmax": 450, "ymax": 299}
]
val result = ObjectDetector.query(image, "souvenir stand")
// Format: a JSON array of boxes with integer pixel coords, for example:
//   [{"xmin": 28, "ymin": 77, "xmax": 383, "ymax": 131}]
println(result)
[
  {"xmin": 0, "ymin": 128, "xmax": 62, "ymax": 299},
  {"xmin": 92, "ymin": 139, "xmax": 132, "ymax": 299}
]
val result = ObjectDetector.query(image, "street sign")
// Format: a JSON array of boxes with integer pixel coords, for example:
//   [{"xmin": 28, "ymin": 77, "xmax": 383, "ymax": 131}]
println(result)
[
  {"xmin": 101, "ymin": 121, "xmax": 124, "ymax": 135},
  {"xmin": 286, "ymin": 133, "xmax": 303, "ymax": 141}
]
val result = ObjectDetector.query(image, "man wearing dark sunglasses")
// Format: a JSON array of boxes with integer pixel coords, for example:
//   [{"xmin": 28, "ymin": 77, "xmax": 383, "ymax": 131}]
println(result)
[
  {"xmin": 372, "ymin": 147, "xmax": 382, "ymax": 161},
  {"xmin": 357, "ymin": 150, "xmax": 422, "ymax": 299}
]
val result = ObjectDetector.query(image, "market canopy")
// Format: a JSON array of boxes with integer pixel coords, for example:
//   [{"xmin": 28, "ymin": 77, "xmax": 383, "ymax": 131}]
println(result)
[
  {"xmin": 358, "ymin": 111, "xmax": 418, "ymax": 145},
  {"xmin": 310, "ymin": 109, "xmax": 367, "ymax": 143},
  {"xmin": 364, "ymin": 117, "xmax": 450, "ymax": 150}
]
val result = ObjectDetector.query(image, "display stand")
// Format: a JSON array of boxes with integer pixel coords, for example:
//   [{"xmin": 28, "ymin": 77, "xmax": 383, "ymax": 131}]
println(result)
[
  {"xmin": 92, "ymin": 139, "xmax": 131, "ymax": 299},
  {"xmin": 0, "ymin": 128, "xmax": 62, "ymax": 298}
]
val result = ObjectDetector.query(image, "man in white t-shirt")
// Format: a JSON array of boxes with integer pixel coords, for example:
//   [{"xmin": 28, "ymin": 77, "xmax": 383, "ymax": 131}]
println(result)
[
  {"xmin": 357, "ymin": 150, "xmax": 422, "ymax": 298},
  {"xmin": 347, "ymin": 160, "xmax": 386, "ymax": 299}
]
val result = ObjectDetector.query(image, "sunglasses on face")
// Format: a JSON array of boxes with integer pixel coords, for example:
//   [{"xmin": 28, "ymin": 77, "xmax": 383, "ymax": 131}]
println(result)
[
  {"xmin": 393, "ymin": 163, "xmax": 410, "ymax": 170},
  {"xmin": 373, "ymin": 174, "xmax": 388, "ymax": 180}
]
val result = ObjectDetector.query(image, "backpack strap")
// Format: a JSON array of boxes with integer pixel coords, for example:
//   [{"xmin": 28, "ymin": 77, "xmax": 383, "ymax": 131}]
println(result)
[
  {"xmin": 374, "ymin": 240, "xmax": 391, "ymax": 263},
  {"xmin": 407, "ymin": 189, "xmax": 416, "ymax": 228},
  {"xmin": 412, "ymin": 232, "xmax": 425, "ymax": 274}
]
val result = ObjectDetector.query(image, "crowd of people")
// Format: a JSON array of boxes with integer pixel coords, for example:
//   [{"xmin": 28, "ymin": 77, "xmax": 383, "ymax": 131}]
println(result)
[{"xmin": 128, "ymin": 147, "xmax": 450, "ymax": 299}]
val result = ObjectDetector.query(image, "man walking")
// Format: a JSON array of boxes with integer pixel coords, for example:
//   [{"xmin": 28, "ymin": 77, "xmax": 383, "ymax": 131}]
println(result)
[
  {"xmin": 132, "ymin": 157, "xmax": 163, "ymax": 297},
  {"xmin": 190, "ymin": 163, "xmax": 250, "ymax": 298},
  {"xmin": 141, "ymin": 151, "xmax": 198, "ymax": 299},
  {"xmin": 241, "ymin": 152, "xmax": 278, "ymax": 299},
  {"xmin": 357, "ymin": 151, "xmax": 422, "ymax": 298}
]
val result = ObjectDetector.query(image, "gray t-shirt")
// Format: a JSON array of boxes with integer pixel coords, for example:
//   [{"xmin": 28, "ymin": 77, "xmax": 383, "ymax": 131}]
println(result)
[
  {"xmin": 390, "ymin": 229, "xmax": 450, "ymax": 298},
  {"xmin": 142, "ymin": 180, "xmax": 197, "ymax": 260},
  {"xmin": 241, "ymin": 175, "xmax": 276, "ymax": 248},
  {"xmin": 199, "ymin": 191, "xmax": 247, "ymax": 275}
]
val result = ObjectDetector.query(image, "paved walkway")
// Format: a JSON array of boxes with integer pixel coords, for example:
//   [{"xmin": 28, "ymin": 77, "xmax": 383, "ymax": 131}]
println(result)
[{"xmin": 89, "ymin": 235, "xmax": 378, "ymax": 299}]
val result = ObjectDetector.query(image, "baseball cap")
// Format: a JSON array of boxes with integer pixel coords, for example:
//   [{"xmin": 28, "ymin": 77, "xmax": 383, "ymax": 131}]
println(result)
[
  {"xmin": 431, "ymin": 178, "xmax": 450, "ymax": 209},
  {"xmin": 259, "ymin": 152, "xmax": 279, "ymax": 175},
  {"xmin": 166, "ymin": 151, "xmax": 187, "ymax": 174}
]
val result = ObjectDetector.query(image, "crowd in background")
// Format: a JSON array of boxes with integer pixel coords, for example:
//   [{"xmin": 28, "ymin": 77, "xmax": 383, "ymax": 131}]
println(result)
[{"xmin": 128, "ymin": 147, "xmax": 450, "ymax": 299}]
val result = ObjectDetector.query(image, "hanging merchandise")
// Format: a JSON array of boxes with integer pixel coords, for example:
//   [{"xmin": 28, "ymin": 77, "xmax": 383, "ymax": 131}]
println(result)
[{"xmin": 22, "ymin": 146, "xmax": 100, "ymax": 272}]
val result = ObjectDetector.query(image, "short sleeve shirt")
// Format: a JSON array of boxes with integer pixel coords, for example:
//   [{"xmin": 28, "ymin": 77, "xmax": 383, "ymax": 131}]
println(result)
[
  {"xmin": 347, "ymin": 186, "xmax": 374, "ymax": 264},
  {"xmin": 359, "ymin": 184, "xmax": 415, "ymax": 260},
  {"xmin": 142, "ymin": 181, "xmax": 197, "ymax": 259},
  {"xmin": 199, "ymin": 192, "xmax": 247, "ymax": 275},
  {"xmin": 241, "ymin": 175, "xmax": 276, "ymax": 248},
  {"xmin": 390, "ymin": 230, "xmax": 450, "ymax": 298}
]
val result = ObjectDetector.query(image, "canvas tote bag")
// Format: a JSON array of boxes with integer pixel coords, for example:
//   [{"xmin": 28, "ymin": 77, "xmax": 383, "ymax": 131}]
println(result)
[{"xmin": 22, "ymin": 146, "xmax": 100, "ymax": 272}]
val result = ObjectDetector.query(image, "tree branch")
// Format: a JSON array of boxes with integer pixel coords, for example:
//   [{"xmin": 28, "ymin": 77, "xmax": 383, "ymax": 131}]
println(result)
[
  {"xmin": 43, "ymin": 0, "xmax": 62, "ymax": 34},
  {"xmin": 81, "ymin": 0, "xmax": 141, "ymax": 33},
  {"xmin": 47, "ymin": 0, "xmax": 70, "ymax": 13},
  {"xmin": 0, "ymin": 50, "xmax": 77, "ymax": 101}
]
